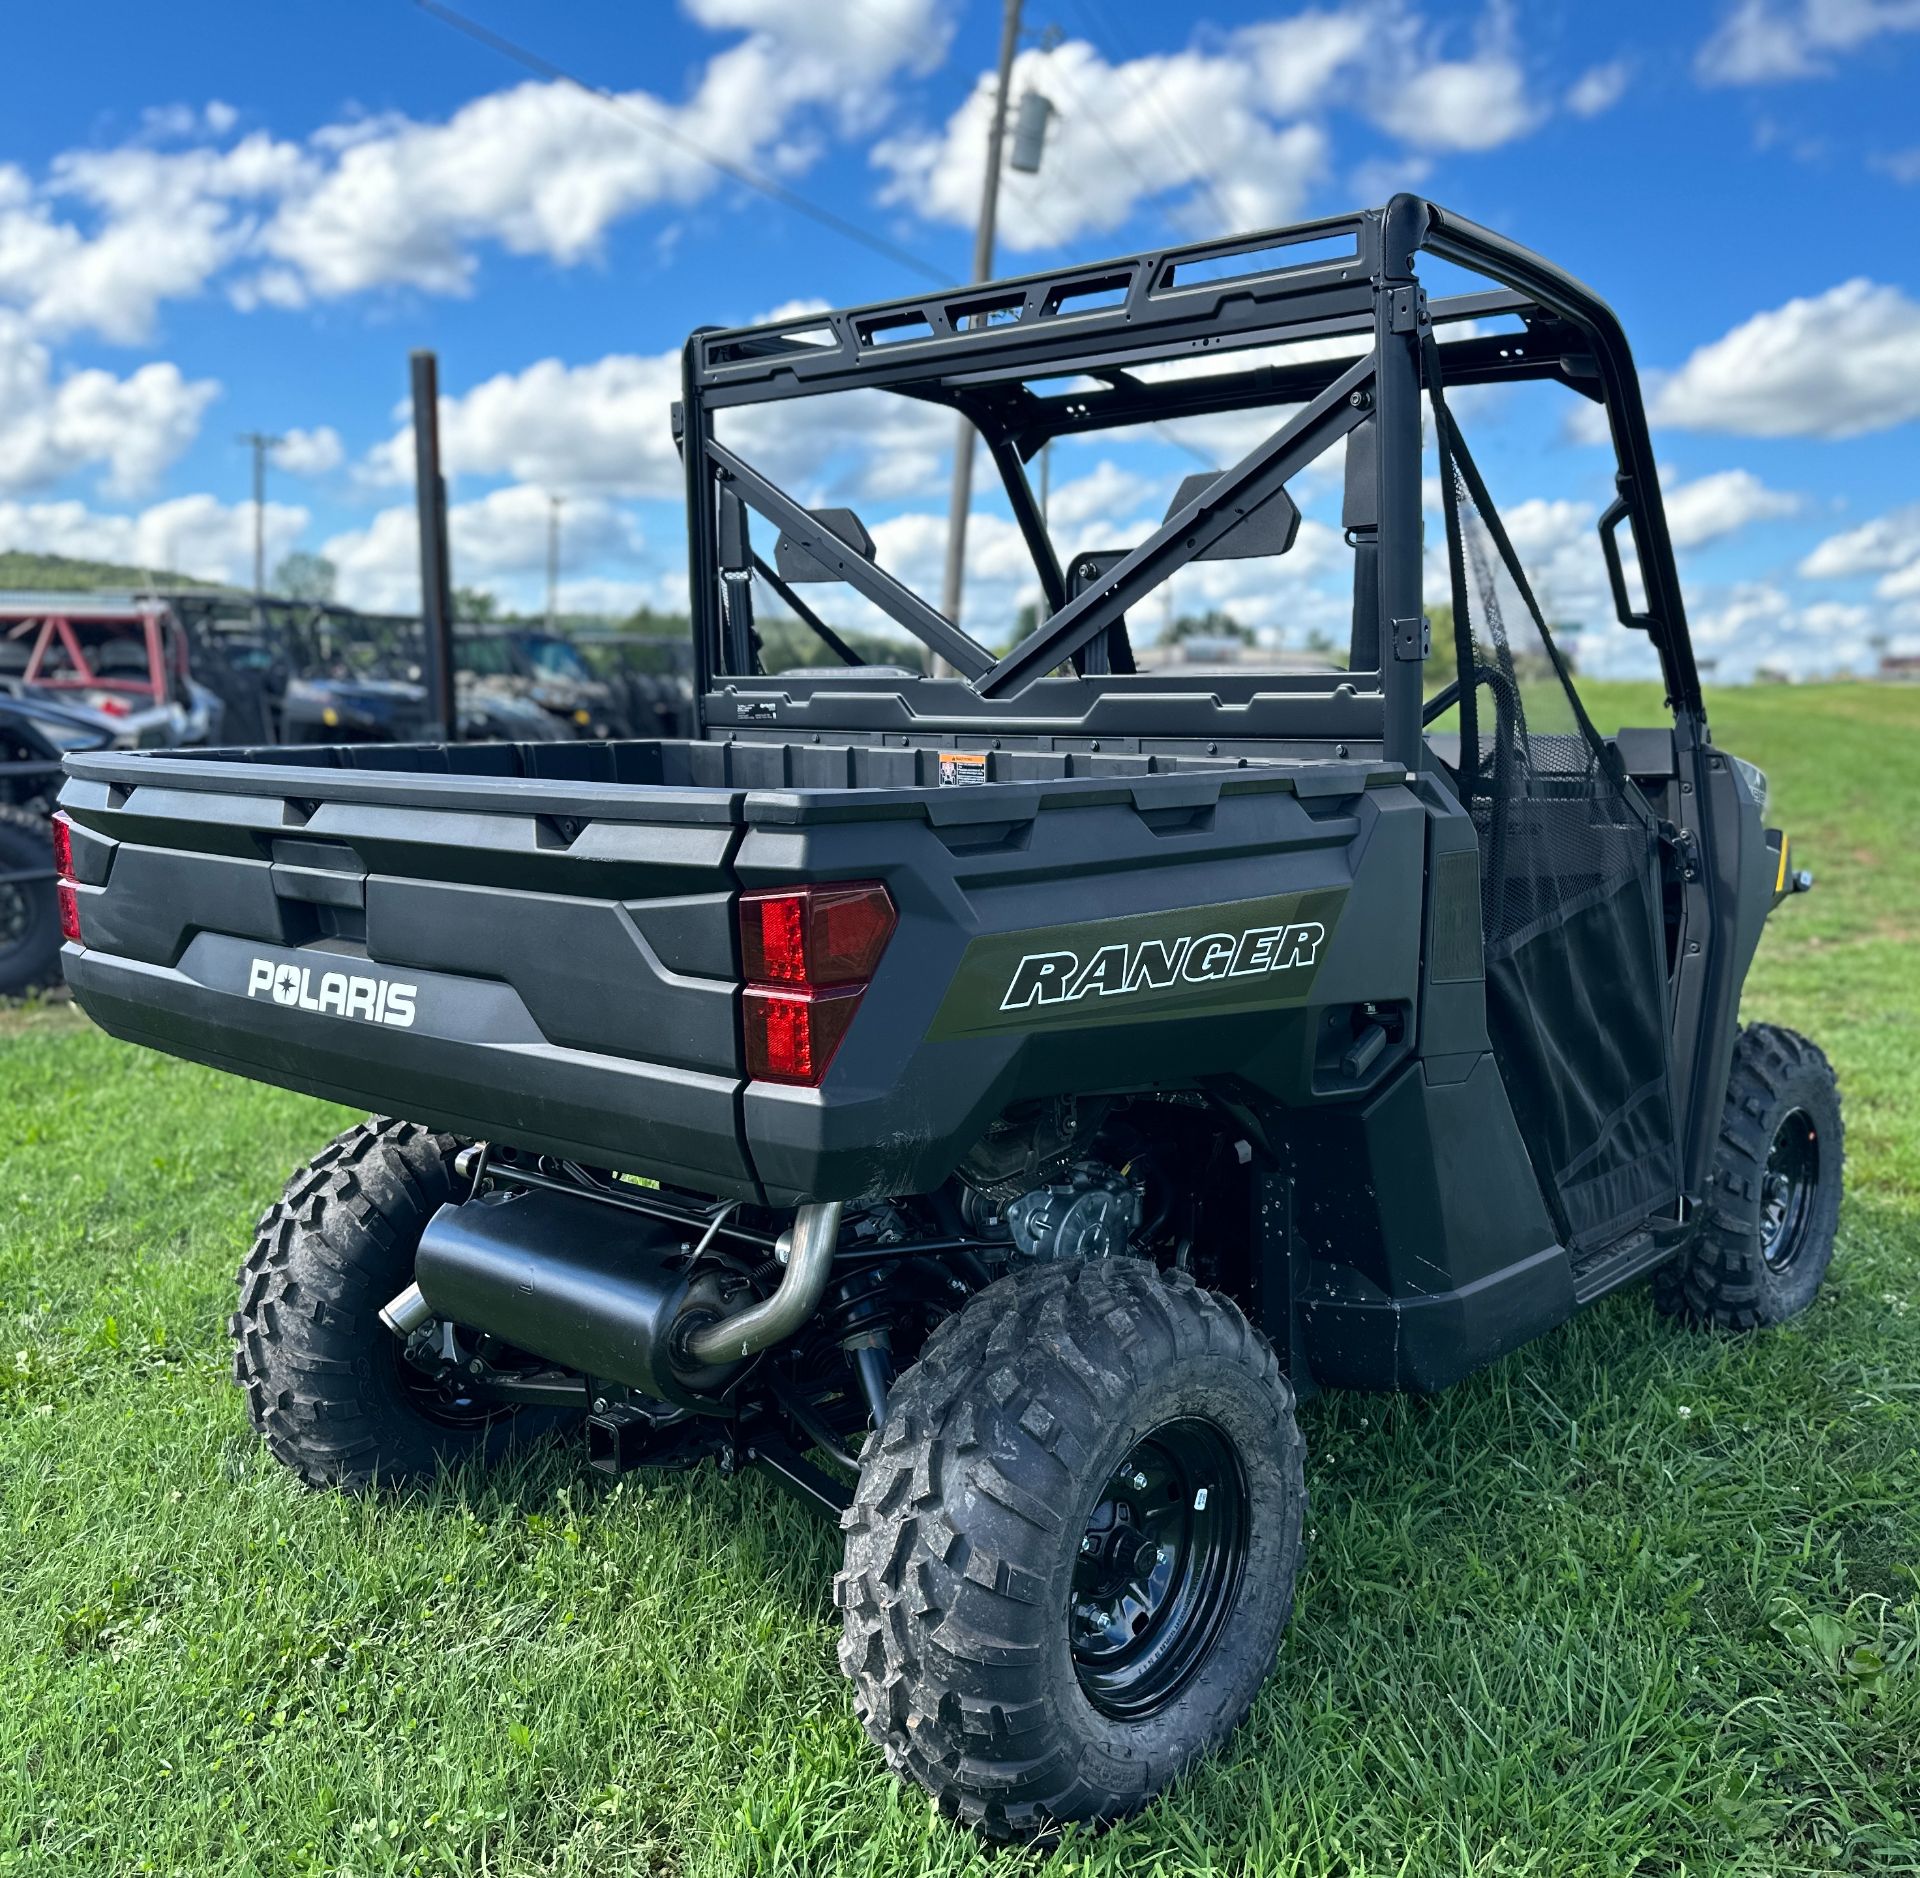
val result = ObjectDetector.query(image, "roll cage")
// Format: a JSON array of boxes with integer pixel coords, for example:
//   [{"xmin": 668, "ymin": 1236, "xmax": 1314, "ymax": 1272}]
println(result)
[
  {"xmin": 678, "ymin": 195, "xmax": 1701, "ymax": 765},
  {"xmin": 0, "ymin": 602, "xmax": 189, "ymax": 709}
]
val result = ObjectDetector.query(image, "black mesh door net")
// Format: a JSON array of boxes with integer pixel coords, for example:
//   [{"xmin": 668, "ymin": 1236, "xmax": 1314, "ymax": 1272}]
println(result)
[{"xmin": 1425, "ymin": 345, "xmax": 1680, "ymax": 1254}]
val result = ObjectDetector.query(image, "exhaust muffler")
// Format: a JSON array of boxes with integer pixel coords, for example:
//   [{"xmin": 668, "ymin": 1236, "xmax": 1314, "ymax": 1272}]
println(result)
[{"xmin": 397, "ymin": 1185, "xmax": 841, "ymax": 1408}]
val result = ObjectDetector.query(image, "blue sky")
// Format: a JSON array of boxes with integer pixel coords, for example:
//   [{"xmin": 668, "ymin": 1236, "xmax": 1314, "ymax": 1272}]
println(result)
[{"xmin": 4, "ymin": 0, "xmax": 1919, "ymax": 681}]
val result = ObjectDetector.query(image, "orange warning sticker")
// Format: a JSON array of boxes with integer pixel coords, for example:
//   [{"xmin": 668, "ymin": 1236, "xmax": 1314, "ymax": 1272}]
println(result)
[{"xmin": 939, "ymin": 751, "xmax": 988, "ymax": 787}]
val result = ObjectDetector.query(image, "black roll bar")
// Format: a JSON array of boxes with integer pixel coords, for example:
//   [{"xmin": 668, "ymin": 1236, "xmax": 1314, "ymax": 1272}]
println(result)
[
  {"xmin": 677, "ymin": 196, "xmax": 1704, "ymax": 749},
  {"xmin": 1399, "ymin": 197, "xmax": 1701, "ymax": 718}
]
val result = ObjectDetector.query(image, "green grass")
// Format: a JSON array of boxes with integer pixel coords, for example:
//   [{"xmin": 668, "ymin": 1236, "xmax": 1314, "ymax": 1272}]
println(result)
[{"xmin": 3, "ymin": 683, "xmax": 1917, "ymax": 1876}]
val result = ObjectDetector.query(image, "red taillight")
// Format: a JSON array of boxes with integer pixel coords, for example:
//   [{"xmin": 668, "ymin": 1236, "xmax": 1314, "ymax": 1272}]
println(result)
[
  {"xmin": 52, "ymin": 815, "xmax": 81, "ymax": 943},
  {"xmin": 739, "ymin": 882, "xmax": 895, "ymax": 987},
  {"xmin": 743, "ymin": 986, "xmax": 863, "ymax": 1084},
  {"xmin": 737, "ymin": 882, "xmax": 895, "ymax": 1085}
]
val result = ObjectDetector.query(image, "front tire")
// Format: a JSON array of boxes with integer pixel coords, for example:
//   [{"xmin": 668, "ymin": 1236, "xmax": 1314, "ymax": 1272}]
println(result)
[
  {"xmin": 231, "ymin": 1118, "xmax": 542, "ymax": 1491},
  {"xmin": 1655, "ymin": 1023, "xmax": 1843, "ymax": 1330},
  {"xmin": 835, "ymin": 1258, "xmax": 1306, "ymax": 1840}
]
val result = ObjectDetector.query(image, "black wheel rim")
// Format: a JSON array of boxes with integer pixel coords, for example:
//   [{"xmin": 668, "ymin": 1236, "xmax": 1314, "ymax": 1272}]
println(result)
[
  {"xmin": 1070, "ymin": 1417, "xmax": 1249, "ymax": 1721},
  {"xmin": 1760, "ymin": 1107, "xmax": 1820, "ymax": 1272},
  {"xmin": 392, "ymin": 1335, "xmax": 514, "ymax": 1430}
]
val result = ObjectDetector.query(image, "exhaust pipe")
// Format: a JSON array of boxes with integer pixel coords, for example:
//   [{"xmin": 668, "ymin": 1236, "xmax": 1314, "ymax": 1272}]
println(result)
[
  {"xmin": 377, "ymin": 1281, "xmax": 433, "ymax": 1337},
  {"xmin": 681, "ymin": 1200, "xmax": 842, "ymax": 1367},
  {"xmin": 395, "ymin": 1186, "xmax": 844, "ymax": 1408}
]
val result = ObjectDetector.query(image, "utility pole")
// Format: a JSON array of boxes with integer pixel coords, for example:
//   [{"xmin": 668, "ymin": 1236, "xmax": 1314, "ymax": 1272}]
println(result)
[
  {"xmin": 937, "ymin": 0, "xmax": 1025, "ymax": 662},
  {"xmin": 546, "ymin": 493, "xmax": 566, "ymax": 629},
  {"xmin": 236, "ymin": 430, "xmax": 283, "ymax": 594}
]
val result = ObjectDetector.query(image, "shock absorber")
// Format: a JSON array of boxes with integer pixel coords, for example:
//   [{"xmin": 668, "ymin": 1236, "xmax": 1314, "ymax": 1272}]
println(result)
[{"xmin": 822, "ymin": 1266, "xmax": 897, "ymax": 1428}]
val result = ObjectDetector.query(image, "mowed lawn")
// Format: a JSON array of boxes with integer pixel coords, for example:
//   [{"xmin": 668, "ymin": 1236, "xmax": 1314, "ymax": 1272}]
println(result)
[{"xmin": 2, "ymin": 683, "xmax": 1916, "ymax": 1877}]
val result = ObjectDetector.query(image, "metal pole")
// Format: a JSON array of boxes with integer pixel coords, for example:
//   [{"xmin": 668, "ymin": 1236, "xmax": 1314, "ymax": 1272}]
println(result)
[
  {"xmin": 410, "ymin": 350, "xmax": 458, "ymax": 741},
  {"xmin": 253, "ymin": 443, "xmax": 265, "ymax": 595},
  {"xmin": 936, "ymin": 0, "xmax": 1024, "ymax": 664},
  {"xmin": 236, "ymin": 431, "xmax": 283, "ymax": 594},
  {"xmin": 546, "ymin": 493, "xmax": 565, "ymax": 628}
]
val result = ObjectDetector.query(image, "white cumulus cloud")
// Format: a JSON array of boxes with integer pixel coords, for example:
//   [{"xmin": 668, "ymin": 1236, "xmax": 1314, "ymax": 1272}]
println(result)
[
  {"xmin": 1697, "ymin": 0, "xmax": 1920, "ymax": 85},
  {"xmin": 273, "ymin": 425, "xmax": 343, "ymax": 477},
  {"xmin": 1687, "ymin": 581, "xmax": 1886, "ymax": 680},
  {"xmin": 0, "ymin": 492, "xmax": 307, "ymax": 585},
  {"xmin": 875, "ymin": 7, "xmax": 1550, "ymax": 253},
  {"xmin": 1367, "ymin": 16, "xmax": 1543, "ymax": 152},
  {"xmin": 322, "ymin": 484, "xmax": 645, "ymax": 613},
  {"xmin": 1565, "ymin": 60, "xmax": 1632, "ymax": 117},
  {"xmin": 0, "ymin": 3, "xmax": 950, "ymax": 342},
  {"xmin": 360, "ymin": 351, "xmax": 685, "ymax": 499},
  {"xmin": 0, "ymin": 135, "xmax": 313, "ymax": 343},
  {"xmin": 1648, "ymin": 279, "xmax": 1920, "ymax": 437},
  {"xmin": 1798, "ymin": 503, "xmax": 1920, "ymax": 597},
  {"xmin": 875, "ymin": 40, "xmax": 1331, "ymax": 251},
  {"xmin": 1662, "ymin": 468, "xmax": 1801, "ymax": 548},
  {"xmin": 0, "ymin": 313, "xmax": 218, "ymax": 497},
  {"xmin": 1043, "ymin": 462, "xmax": 1167, "ymax": 538},
  {"xmin": 358, "ymin": 330, "xmax": 957, "ymax": 507},
  {"xmin": 1880, "ymin": 558, "xmax": 1920, "ymax": 600},
  {"xmin": 256, "ymin": 3, "xmax": 950, "ymax": 305}
]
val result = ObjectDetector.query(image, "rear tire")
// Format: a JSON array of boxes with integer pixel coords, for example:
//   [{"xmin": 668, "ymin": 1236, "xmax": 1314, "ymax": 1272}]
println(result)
[
  {"xmin": 0, "ymin": 803, "xmax": 60, "ymax": 998},
  {"xmin": 231, "ymin": 1118, "xmax": 545, "ymax": 1491},
  {"xmin": 1654, "ymin": 1023, "xmax": 1843, "ymax": 1330},
  {"xmin": 835, "ymin": 1258, "xmax": 1306, "ymax": 1840}
]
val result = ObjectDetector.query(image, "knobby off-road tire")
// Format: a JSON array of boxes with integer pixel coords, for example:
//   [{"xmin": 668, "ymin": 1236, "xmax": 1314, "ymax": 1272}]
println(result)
[
  {"xmin": 0, "ymin": 803, "xmax": 60, "ymax": 998},
  {"xmin": 1655, "ymin": 1023, "xmax": 1843, "ymax": 1330},
  {"xmin": 232, "ymin": 1118, "xmax": 541, "ymax": 1491},
  {"xmin": 835, "ymin": 1257, "xmax": 1306, "ymax": 1840}
]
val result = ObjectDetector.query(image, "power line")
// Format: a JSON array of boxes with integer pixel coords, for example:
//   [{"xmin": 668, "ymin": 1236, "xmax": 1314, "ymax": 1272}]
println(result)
[
  {"xmin": 1020, "ymin": 37, "xmax": 1173, "ymax": 231},
  {"xmin": 410, "ymin": 3, "xmax": 1221, "ymax": 560},
  {"xmin": 1068, "ymin": 0, "xmax": 1239, "ymax": 233},
  {"xmin": 408, "ymin": 0, "xmax": 956, "ymax": 287}
]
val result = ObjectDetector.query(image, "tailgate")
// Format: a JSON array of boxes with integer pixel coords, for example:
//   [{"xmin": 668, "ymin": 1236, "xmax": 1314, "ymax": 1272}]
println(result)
[{"xmin": 57, "ymin": 758, "xmax": 760, "ymax": 1198}]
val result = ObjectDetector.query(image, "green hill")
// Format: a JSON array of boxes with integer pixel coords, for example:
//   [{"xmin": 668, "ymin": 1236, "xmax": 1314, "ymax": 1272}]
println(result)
[{"xmin": 0, "ymin": 548, "xmax": 218, "ymax": 593}]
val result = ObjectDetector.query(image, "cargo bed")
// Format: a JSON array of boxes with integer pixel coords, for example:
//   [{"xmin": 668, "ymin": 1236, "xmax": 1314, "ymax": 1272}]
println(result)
[{"xmin": 60, "ymin": 735, "xmax": 1417, "ymax": 1205}]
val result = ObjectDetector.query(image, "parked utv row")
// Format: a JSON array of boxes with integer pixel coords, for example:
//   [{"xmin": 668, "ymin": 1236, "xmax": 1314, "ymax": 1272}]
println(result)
[
  {"xmin": 0, "ymin": 588, "xmax": 692, "ymax": 994},
  {"xmin": 58, "ymin": 199, "xmax": 1841, "ymax": 1839}
]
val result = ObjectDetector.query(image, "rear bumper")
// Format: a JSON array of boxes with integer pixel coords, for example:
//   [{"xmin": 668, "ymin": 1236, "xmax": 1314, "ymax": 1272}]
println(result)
[{"xmin": 64, "ymin": 941, "xmax": 759, "ymax": 1200}]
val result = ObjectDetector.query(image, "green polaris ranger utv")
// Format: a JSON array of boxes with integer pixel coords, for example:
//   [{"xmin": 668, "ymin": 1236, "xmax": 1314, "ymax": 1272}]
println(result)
[{"xmin": 56, "ymin": 197, "xmax": 1837, "ymax": 1838}]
